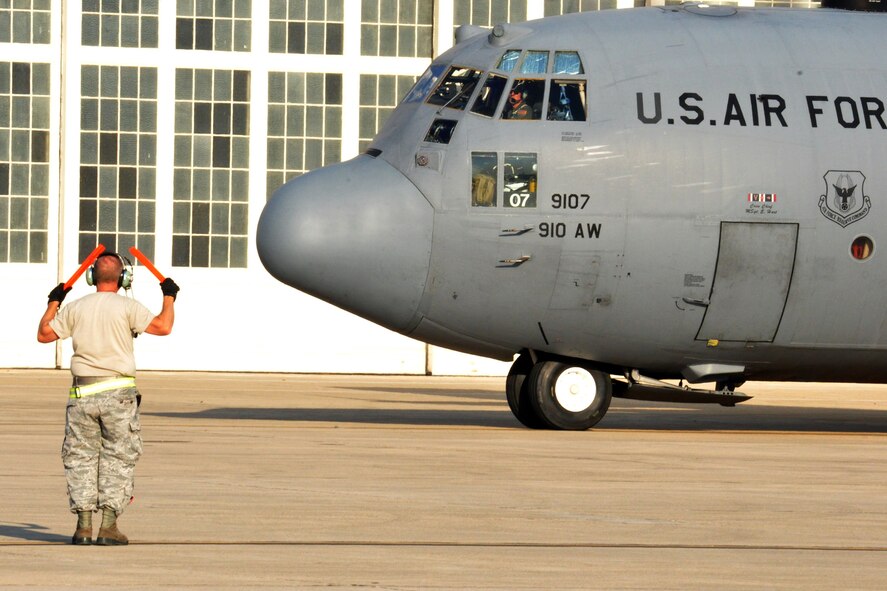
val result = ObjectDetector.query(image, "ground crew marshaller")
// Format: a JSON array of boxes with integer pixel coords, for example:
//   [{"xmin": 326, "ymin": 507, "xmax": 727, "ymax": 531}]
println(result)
[{"xmin": 37, "ymin": 252, "xmax": 179, "ymax": 546}]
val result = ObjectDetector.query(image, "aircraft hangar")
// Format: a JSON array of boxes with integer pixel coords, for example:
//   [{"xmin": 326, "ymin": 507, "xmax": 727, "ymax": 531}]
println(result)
[{"xmin": 1, "ymin": 0, "xmax": 817, "ymax": 374}]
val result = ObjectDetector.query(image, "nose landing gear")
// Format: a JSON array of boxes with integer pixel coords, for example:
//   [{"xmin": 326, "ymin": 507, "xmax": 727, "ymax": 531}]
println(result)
[
  {"xmin": 506, "ymin": 352, "xmax": 612, "ymax": 430},
  {"xmin": 505, "ymin": 353, "xmax": 546, "ymax": 429}
]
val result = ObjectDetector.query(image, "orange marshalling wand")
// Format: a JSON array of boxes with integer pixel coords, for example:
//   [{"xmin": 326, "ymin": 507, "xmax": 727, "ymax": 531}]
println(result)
[
  {"xmin": 128, "ymin": 246, "xmax": 166, "ymax": 282},
  {"xmin": 63, "ymin": 244, "xmax": 106, "ymax": 290}
]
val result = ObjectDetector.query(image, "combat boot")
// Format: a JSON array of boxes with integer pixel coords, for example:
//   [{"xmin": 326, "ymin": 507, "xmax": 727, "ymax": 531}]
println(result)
[
  {"xmin": 72, "ymin": 511, "xmax": 92, "ymax": 545},
  {"xmin": 95, "ymin": 522, "xmax": 128, "ymax": 546},
  {"xmin": 71, "ymin": 526, "xmax": 92, "ymax": 545}
]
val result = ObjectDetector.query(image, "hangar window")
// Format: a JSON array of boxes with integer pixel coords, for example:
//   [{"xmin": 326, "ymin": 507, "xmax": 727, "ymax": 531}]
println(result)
[
  {"xmin": 471, "ymin": 74, "xmax": 507, "ymax": 118},
  {"xmin": 269, "ymin": 0, "xmax": 344, "ymax": 55},
  {"xmin": 1, "ymin": 2, "xmax": 50, "ymax": 44},
  {"xmin": 176, "ymin": 0, "xmax": 251, "ymax": 51},
  {"xmin": 455, "ymin": 3, "xmax": 526, "ymax": 30},
  {"xmin": 359, "ymin": 74, "xmax": 417, "ymax": 153},
  {"xmin": 547, "ymin": 80, "xmax": 587, "ymax": 121},
  {"xmin": 82, "ymin": 0, "xmax": 158, "ymax": 48},
  {"xmin": 502, "ymin": 79, "xmax": 544, "ymax": 120},
  {"xmin": 471, "ymin": 152, "xmax": 498, "ymax": 207},
  {"xmin": 503, "ymin": 153, "xmax": 537, "ymax": 208},
  {"xmin": 426, "ymin": 66, "xmax": 482, "ymax": 111},
  {"xmin": 267, "ymin": 72, "xmax": 342, "ymax": 198},
  {"xmin": 172, "ymin": 68, "xmax": 250, "ymax": 268},
  {"xmin": 1, "ymin": 61, "xmax": 51, "ymax": 263},
  {"xmin": 360, "ymin": 0, "xmax": 432, "ymax": 58},
  {"xmin": 79, "ymin": 65, "xmax": 158, "ymax": 263}
]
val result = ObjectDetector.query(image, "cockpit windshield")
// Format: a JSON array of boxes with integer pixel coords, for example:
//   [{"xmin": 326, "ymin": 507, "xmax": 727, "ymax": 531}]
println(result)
[
  {"xmin": 496, "ymin": 49, "xmax": 588, "ymax": 121},
  {"xmin": 477, "ymin": 49, "xmax": 587, "ymax": 121},
  {"xmin": 471, "ymin": 74, "xmax": 508, "ymax": 117},
  {"xmin": 426, "ymin": 66, "xmax": 482, "ymax": 111},
  {"xmin": 502, "ymin": 79, "xmax": 544, "ymax": 120},
  {"xmin": 403, "ymin": 64, "xmax": 446, "ymax": 104},
  {"xmin": 553, "ymin": 52, "xmax": 583, "ymax": 75},
  {"xmin": 520, "ymin": 51, "xmax": 549, "ymax": 74},
  {"xmin": 548, "ymin": 80, "xmax": 586, "ymax": 121},
  {"xmin": 420, "ymin": 49, "xmax": 587, "ymax": 145},
  {"xmin": 497, "ymin": 50, "xmax": 520, "ymax": 72}
]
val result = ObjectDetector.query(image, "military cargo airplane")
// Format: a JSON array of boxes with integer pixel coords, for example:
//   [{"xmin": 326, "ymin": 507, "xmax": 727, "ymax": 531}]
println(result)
[{"xmin": 258, "ymin": 4, "xmax": 887, "ymax": 429}]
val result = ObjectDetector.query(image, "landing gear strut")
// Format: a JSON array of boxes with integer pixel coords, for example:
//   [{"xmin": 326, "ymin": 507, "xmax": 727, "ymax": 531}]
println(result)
[
  {"xmin": 716, "ymin": 379, "xmax": 746, "ymax": 407},
  {"xmin": 506, "ymin": 352, "xmax": 612, "ymax": 430}
]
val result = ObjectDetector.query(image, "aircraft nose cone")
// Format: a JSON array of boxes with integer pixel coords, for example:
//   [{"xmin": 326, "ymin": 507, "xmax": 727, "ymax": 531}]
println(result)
[{"xmin": 257, "ymin": 156, "xmax": 433, "ymax": 332}]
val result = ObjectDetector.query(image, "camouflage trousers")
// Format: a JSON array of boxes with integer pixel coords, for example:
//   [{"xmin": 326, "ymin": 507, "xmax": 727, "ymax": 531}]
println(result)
[{"xmin": 61, "ymin": 388, "xmax": 142, "ymax": 515}]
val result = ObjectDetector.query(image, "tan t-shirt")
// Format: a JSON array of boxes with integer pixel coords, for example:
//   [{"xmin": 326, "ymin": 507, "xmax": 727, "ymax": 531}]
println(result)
[{"xmin": 50, "ymin": 292, "xmax": 156, "ymax": 377}]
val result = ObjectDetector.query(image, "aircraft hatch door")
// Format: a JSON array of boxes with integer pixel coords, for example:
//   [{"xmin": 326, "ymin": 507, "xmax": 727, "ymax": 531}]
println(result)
[
  {"xmin": 696, "ymin": 222, "xmax": 798, "ymax": 343},
  {"xmin": 549, "ymin": 253, "xmax": 600, "ymax": 310}
]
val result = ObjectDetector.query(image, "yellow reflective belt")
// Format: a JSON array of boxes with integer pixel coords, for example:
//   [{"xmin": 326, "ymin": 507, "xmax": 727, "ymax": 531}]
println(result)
[{"xmin": 69, "ymin": 377, "xmax": 136, "ymax": 399}]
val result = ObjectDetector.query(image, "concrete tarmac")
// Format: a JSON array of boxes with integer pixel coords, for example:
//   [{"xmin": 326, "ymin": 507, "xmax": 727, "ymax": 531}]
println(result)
[{"xmin": 0, "ymin": 369, "xmax": 885, "ymax": 590}]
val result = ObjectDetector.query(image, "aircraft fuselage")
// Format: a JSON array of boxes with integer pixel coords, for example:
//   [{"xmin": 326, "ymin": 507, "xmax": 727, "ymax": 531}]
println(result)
[{"xmin": 258, "ymin": 6, "xmax": 887, "ymax": 428}]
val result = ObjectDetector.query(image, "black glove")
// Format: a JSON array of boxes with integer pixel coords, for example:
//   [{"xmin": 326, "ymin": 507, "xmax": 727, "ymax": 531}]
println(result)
[
  {"xmin": 48, "ymin": 283, "xmax": 71, "ymax": 304},
  {"xmin": 160, "ymin": 278, "xmax": 180, "ymax": 300}
]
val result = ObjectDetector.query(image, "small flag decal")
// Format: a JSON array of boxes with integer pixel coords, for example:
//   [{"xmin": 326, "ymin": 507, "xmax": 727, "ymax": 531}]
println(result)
[{"xmin": 748, "ymin": 193, "xmax": 777, "ymax": 203}]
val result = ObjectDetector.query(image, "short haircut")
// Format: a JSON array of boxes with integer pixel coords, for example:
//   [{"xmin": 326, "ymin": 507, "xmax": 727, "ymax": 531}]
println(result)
[{"xmin": 94, "ymin": 254, "xmax": 122, "ymax": 284}]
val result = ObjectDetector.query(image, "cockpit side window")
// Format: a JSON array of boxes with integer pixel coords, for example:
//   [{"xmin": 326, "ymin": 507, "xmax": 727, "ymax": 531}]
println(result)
[
  {"xmin": 503, "ymin": 153, "xmax": 537, "ymax": 208},
  {"xmin": 471, "ymin": 152, "xmax": 498, "ymax": 207},
  {"xmin": 497, "ymin": 50, "xmax": 521, "ymax": 72},
  {"xmin": 547, "ymin": 80, "xmax": 587, "ymax": 122},
  {"xmin": 425, "ymin": 119, "xmax": 458, "ymax": 144},
  {"xmin": 502, "ymin": 79, "xmax": 544, "ymax": 120},
  {"xmin": 471, "ymin": 74, "xmax": 507, "ymax": 118},
  {"xmin": 470, "ymin": 152, "xmax": 538, "ymax": 209},
  {"xmin": 521, "ymin": 51, "xmax": 549, "ymax": 74},
  {"xmin": 426, "ymin": 66, "xmax": 482, "ymax": 111}
]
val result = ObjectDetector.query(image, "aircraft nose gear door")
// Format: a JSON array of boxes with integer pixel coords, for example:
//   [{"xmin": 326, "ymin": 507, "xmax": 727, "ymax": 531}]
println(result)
[{"xmin": 696, "ymin": 222, "xmax": 798, "ymax": 343}]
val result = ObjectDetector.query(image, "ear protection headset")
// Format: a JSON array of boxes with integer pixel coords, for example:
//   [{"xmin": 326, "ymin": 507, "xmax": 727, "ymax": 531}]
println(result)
[{"xmin": 86, "ymin": 252, "xmax": 133, "ymax": 290}]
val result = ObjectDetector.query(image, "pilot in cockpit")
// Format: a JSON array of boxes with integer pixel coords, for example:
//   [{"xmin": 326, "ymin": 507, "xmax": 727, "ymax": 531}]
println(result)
[{"xmin": 505, "ymin": 82, "xmax": 534, "ymax": 120}]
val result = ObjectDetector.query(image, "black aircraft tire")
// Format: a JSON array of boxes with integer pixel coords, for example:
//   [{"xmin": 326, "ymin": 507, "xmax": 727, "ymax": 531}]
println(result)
[
  {"xmin": 505, "ymin": 354, "xmax": 546, "ymax": 429},
  {"xmin": 528, "ymin": 361, "xmax": 612, "ymax": 430}
]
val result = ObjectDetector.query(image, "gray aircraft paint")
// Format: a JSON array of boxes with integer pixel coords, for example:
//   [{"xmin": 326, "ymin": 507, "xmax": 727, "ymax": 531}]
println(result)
[{"xmin": 258, "ymin": 6, "xmax": 887, "ymax": 427}]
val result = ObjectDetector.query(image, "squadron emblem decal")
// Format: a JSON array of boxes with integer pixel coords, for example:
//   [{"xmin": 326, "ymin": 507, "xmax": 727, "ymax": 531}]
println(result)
[{"xmin": 819, "ymin": 170, "xmax": 871, "ymax": 227}]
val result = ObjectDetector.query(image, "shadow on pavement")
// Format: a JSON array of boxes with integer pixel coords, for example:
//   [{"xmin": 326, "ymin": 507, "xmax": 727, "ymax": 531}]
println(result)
[
  {"xmin": 145, "ymin": 395, "xmax": 887, "ymax": 433},
  {"xmin": 146, "ymin": 407, "xmax": 517, "ymax": 428},
  {"xmin": 603, "ymin": 398, "xmax": 887, "ymax": 433},
  {"xmin": 0, "ymin": 523, "xmax": 70, "ymax": 544}
]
